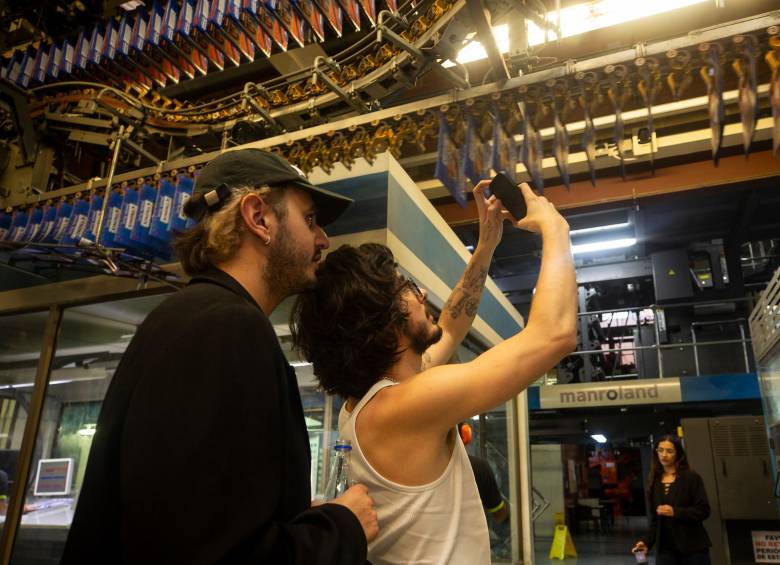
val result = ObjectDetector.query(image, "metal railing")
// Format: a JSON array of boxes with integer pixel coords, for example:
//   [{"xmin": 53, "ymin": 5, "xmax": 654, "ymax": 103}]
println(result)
[{"xmin": 569, "ymin": 297, "xmax": 755, "ymax": 379}]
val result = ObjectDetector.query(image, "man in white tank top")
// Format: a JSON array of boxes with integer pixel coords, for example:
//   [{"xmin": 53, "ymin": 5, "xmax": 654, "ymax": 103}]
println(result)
[{"xmin": 292, "ymin": 181, "xmax": 577, "ymax": 565}]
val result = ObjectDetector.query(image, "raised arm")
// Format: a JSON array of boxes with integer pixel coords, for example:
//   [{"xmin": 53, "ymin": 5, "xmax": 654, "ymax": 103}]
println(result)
[
  {"xmin": 382, "ymin": 184, "xmax": 578, "ymax": 433},
  {"xmin": 422, "ymin": 180, "xmax": 504, "ymax": 369}
]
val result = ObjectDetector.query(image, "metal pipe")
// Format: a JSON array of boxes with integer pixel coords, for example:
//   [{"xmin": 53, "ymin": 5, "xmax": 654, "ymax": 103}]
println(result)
[
  {"xmin": 569, "ymin": 338, "xmax": 753, "ymax": 356},
  {"xmin": 691, "ymin": 326, "xmax": 700, "ymax": 376},
  {"xmin": 654, "ymin": 308, "xmax": 664, "ymax": 378},
  {"xmin": 92, "ymin": 126, "xmax": 126, "ymax": 248},
  {"xmin": 739, "ymin": 323, "xmax": 751, "ymax": 372},
  {"xmin": 691, "ymin": 318, "xmax": 746, "ymax": 326},
  {"xmin": 649, "ymin": 296, "xmax": 753, "ymax": 309},
  {"xmin": 578, "ymin": 306, "xmax": 646, "ymax": 317}
]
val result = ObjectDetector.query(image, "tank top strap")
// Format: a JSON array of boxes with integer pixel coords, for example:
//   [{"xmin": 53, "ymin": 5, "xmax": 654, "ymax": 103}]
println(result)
[
  {"xmin": 352, "ymin": 378, "xmax": 397, "ymax": 415},
  {"xmin": 340, "ymin": 378, "xmax": 397, "ymax": 430}
]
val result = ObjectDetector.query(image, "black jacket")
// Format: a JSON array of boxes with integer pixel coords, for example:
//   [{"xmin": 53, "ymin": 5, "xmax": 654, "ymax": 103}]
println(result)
[
  {"xmin": 62, "ymin": 269, "xmax": 367, "ymax": 564},
  {"xmin": 642, "ymin": 468, "xmax": 712, "ymax": 554}
]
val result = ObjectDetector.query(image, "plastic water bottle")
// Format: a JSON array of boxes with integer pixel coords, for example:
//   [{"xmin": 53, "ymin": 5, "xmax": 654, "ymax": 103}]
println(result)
[{"xmin": 324, "ymin": 439, "xmax": 353, "ymax": 500}]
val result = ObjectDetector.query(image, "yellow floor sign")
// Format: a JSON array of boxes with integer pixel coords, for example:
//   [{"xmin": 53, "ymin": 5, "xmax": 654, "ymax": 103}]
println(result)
[{"xmin": 548, "ymin": 524, "xmax": 578, "ymax": 560}]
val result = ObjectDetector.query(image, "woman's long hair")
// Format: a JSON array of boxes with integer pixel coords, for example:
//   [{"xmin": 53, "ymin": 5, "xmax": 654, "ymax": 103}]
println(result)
[{"xmin": 647, "ymin": 434, "xmax": 690, "ymax": 500}]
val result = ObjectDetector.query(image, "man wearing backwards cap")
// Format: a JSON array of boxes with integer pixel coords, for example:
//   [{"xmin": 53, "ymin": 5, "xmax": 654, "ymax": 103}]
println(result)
[{"xmin": 63, "ymin": 149, "xmax": 378, "ymax": 564}]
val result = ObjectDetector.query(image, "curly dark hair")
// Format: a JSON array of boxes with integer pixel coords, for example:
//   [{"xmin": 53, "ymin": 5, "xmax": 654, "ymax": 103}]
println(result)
[{"xmin": 290, "ymin": 243, "xmax": 409, "ymax": 399}]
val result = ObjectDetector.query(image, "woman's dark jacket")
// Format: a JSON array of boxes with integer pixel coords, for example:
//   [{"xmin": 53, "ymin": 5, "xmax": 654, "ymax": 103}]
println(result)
[{"xmin": 642, "ymin": 468, "xmax": 712, "ymax": 554}]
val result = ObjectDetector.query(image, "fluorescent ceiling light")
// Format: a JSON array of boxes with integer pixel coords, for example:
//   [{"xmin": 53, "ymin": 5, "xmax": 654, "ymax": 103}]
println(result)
[
  {"xmin": 569, "ymin": 222, "xmax": 631, "ymax": 236},
  {"xmin": 571, "ymin": 237, "xmax": 636, "ymax": 255},
  {"xmin": 290, "ymin": 361, "xmax": 312, "ymax": 368},
  {"xmin": 527, "ymin": 0, "xmax": 708, "ymax": 46},
  {"xmin": 591, "ymin": 434, "xmax": 607, "ymax": 443},
  {"xmin": 444, "ymin": 0, "xmax": 708, "ymax": 67}
]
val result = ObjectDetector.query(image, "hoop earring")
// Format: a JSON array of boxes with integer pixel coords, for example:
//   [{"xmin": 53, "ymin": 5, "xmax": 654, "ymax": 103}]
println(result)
[{"xmin": 264, "ymin": 235, "xmax": 271, "ymax": 246}]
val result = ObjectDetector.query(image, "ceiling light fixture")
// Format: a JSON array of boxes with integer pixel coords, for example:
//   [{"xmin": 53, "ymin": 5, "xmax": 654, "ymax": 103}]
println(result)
[
  {"xmin": 571, "ymin": 237, "xmax": 637, "ymax": 255},
  {"xmin": 569, "ymin": 222, "xmax": 631, "ymax": 236},
  {"xmin": 444, "ymin": 0, "xmax": 708, "ymax": 67},
  {"xmin": 527, "ymin": 0, "xmax": 708, "ymax": 46},
  {"xmin": 591, "ymin": 434, "xmax": 607, "ymax": 443}
]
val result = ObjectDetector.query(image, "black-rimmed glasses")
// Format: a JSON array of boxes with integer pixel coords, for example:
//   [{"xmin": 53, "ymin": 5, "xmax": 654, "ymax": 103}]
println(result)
[{"xmin": 400, "ymin": 275, "xmax": 425, "ymax": 303}]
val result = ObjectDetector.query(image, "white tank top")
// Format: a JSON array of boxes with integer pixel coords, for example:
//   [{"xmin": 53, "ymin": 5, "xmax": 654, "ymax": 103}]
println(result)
[{"xmin": 338, "ymin": 379, "xmax": 491, "ymax": 565}]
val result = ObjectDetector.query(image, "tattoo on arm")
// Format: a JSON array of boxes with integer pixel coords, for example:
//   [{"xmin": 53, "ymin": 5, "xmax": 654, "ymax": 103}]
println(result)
[{"xmin": 444, "ymin": 266, "xmax": 488, "ymax": 319}]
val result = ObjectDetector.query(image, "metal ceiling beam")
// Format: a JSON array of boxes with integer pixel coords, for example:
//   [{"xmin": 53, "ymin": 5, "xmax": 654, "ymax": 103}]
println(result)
[
  {"xmin": 465, "ymin": 0, "xmax": 511, "ymax": 81},
  {"xmin": 13, "ymin": 11, "xmax": 780, "ymax": 208},
  {"xmin": 435, "ymin": 149, "xmax": 780, "ymax": 226}
]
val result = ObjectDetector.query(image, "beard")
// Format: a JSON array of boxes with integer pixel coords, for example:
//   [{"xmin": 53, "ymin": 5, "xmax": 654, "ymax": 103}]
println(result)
[
  {"xmin": 406, "ymin": 309, "xmax": 443, "ymax": 355},
  {"xmin": 264, "ymin": 223, "xmax": 319, "ymax": 298}
]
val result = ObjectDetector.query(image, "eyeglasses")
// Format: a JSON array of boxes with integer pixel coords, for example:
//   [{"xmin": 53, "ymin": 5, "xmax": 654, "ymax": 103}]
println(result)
[
  {"xmin": 656, "ymin": 448, "xmax": 676, "ymax": 455},
  {"xmin": 401, "ymin": 275, "xmax": 425, "ymax": 303}
]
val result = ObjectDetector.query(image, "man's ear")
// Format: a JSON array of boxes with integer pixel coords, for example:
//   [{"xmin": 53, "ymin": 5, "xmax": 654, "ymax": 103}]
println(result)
[{"xmin": 240, "ymin": 192, "xmax": 272, "ymax": 242}]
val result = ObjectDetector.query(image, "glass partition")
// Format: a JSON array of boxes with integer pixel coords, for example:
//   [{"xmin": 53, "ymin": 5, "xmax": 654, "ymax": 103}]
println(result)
[
  {"xmin": 0, "ymin": 311, "xmax": 50, "ymax": 541},
  {"xmin": 9, "ymin": 295, "xmax": 168, "ymax": 564}
]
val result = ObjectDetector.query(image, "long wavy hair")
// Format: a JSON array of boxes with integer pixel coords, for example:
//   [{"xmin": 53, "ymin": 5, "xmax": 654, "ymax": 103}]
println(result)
[
  {"xmin": 290, "ymin": 243, "xmax": 410, "ymax": 399},
  {"xmin": 647, "ymin": 434, "xmax": 690, "ymax": 500}
]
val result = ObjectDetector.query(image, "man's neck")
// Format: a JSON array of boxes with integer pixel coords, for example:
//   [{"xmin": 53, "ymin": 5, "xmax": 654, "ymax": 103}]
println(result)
[
  {"xmin": 385, "ymin": 344, "xmax": 424, "ymax": 383},
  {"xmin": 216, "ymin": 255, "xmax": 280, "ymax": 316}
]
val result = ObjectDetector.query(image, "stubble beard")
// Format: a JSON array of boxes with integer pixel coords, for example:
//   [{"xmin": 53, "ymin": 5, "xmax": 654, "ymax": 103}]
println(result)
[
  {"xmin": 264, "ymin": 223, "xmax": 317, "ymax": 299},
  {"xmin": 406, "ymin": 313, "xmax": 443, "ymax": 355}
]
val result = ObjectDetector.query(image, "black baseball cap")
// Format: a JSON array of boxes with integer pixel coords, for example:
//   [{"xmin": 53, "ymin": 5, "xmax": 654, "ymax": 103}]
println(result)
[{"xmin": 185, "ymin": 148, "xmax": 352, "ymax": 226}]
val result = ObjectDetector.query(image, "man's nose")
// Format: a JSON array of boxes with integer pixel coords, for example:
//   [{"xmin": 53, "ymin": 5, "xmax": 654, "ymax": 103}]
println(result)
[{"xmin": 316, "ymin": 226, "xmax": 330, "ymax": 249}]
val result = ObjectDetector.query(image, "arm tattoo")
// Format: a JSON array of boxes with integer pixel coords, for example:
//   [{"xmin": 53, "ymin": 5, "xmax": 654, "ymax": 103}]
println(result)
[{"xmin": 445, "ymin": 266, "xmax": 488, "ymax": 319}]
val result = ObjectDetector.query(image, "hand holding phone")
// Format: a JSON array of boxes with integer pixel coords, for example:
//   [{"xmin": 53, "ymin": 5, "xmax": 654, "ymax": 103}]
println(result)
[{"xmin": 488, "ymin": 171, "xmax": 527, "ymax": 221}]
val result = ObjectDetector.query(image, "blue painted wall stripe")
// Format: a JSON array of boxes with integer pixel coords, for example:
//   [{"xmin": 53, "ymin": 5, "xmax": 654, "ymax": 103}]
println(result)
[
  {"xmin": 387, "ymin": 177, "xmax": 522, "ymax": 339},
  {"xmin": 679, "ymin": 372, "xmax": 760, "ymax": 402},
  {"xmin": 321, "ymin": 172, "xmax": 389, "ymax": 237}
]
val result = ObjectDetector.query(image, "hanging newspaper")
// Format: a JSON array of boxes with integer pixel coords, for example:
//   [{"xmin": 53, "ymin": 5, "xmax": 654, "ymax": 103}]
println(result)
[
  {"xmin": 492, "ymin": 106, "xmax": 517, "ymax": 183},
  {"xmin": 435, "ymin": 112, "xmax": 468, "ymax": 207},
  {"xmin": 462, "ymin": 112, "xmax": 491, "ymax": 186}
]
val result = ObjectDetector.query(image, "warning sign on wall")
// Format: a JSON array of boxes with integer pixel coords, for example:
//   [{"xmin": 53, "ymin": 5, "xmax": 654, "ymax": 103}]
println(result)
[{"xmin": 753, "ymin": 531, "xmax": 780, "ymax": 562}]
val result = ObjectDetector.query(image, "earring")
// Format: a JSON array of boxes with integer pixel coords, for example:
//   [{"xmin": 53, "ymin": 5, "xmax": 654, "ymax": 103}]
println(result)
[{"xmin": 264, "ymin": 235, "xmax": 271, "ymax": 246}]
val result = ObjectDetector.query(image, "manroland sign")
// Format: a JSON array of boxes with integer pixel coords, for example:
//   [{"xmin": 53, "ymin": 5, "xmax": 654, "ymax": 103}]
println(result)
[{"xmin": 539, "ymin": 378, "xmax": 682, "ymax": 409}]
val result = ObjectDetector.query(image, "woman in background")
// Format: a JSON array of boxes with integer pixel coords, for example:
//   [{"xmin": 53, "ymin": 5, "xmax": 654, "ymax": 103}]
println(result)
[{"xmin": 632, "ymin": 435, "xmax": 712, "ymax": 565}]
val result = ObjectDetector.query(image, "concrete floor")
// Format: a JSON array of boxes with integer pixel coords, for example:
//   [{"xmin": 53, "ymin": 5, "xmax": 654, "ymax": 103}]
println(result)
[{"xmin": 532, "ymin": 516, "xmax": 652, "ymax": 565}]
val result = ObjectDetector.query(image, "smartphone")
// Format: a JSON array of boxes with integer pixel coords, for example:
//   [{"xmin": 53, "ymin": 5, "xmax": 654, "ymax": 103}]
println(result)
[
  {"xmin": 634, "ymin": 551, "xmax": 648, "ymax": 564},
  {"xmin": 489, "ymin": 171, "xmax": 527, "ymax": 221}
]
